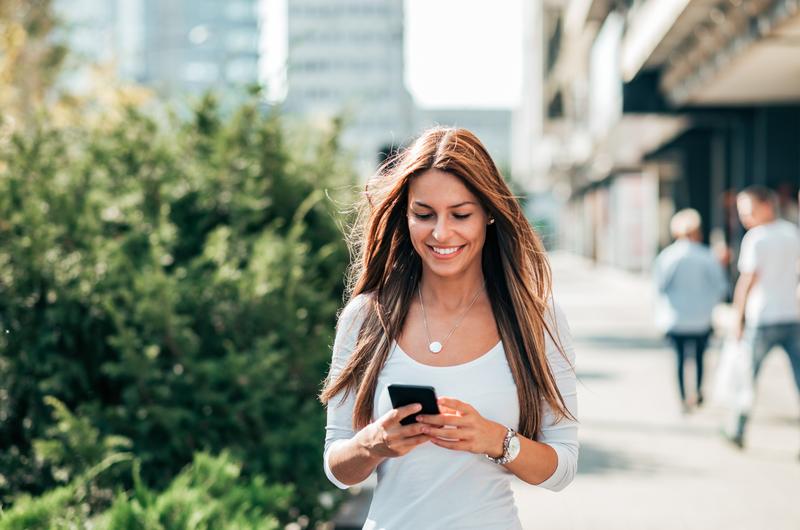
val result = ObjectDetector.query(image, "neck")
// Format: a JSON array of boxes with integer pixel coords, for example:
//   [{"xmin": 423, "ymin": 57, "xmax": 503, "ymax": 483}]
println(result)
[
  {"xmin": 752, "ymin": 216, "xmax": 776, "ymax": 228},
  {"xmin": 419, "ymin": 267, "xmax": 486, "ymax": 312}
]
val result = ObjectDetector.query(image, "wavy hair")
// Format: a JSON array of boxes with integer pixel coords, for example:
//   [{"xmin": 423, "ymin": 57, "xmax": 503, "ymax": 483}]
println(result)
[{"xmin": 320, "ymin": 127, "xmax": 575, "ymax": 439}]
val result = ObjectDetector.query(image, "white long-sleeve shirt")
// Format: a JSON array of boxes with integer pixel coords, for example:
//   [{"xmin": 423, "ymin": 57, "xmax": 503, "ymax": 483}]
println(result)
[{"xmin": 324, "ymin": 294, "xmax": 579, "ymax": 530}]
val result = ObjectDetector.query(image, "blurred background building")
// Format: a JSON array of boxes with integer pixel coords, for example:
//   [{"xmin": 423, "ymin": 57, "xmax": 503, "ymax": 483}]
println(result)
[
  {"xmin": 57, "ymin": 0, "xmax": 262, "ymax": 102},
  {"xmin": 281, "ymin": 0, "xmax": 415, "ymax": 174},
  {"xmin": 54, "ymin": 0, "xmax": 511, "ymax": 178},
  {"xmin": 515, "ymin": 0, "xmax": 800, "ymax": 272}
]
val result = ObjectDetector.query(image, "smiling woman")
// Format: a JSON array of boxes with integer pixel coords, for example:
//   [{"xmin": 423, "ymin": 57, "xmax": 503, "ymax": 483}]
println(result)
[{"xmin": 319, "ymin": 127, "xmax": 578, "ymax": 529}]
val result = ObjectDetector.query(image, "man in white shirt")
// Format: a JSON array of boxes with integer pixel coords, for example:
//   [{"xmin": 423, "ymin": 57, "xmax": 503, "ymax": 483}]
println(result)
[{"xmin": 728, "ymin": 186, "xmax": 800, "ymax": 449}]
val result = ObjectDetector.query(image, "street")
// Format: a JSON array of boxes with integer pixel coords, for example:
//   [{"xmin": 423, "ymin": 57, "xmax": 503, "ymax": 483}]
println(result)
[{"xmin": 514, "ymin": 252, "xmax": 800, "ymax": 530}]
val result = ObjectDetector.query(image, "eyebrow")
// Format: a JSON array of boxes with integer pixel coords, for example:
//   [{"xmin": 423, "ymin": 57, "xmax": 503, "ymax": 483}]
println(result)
[{"xmin": 412, "ymin": 201, "xmax": 477, "ymax": 209}]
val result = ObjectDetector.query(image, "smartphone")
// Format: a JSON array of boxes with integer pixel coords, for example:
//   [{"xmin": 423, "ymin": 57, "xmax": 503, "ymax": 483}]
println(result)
[{"xmin": 387, "ymin": 384, "xmax": 440, "ymax": 425}]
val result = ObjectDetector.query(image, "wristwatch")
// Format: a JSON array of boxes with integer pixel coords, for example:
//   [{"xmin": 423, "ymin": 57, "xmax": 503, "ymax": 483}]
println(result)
[{"xmin": 486, "ymin": 426, "xmax": 521, "ymax": 465}]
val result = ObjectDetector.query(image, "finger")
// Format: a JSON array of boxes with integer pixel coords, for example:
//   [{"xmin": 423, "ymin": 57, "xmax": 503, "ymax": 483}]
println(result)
[
  {"xmin": 430, "ymin": 437, "xmax": 468, "ymax": 451},
  {"xmin": 416, "ymin": 413, "xmax": 468, "ymax": 427},
  {"xmin": 437, "ymin": 397, "xmax": 473, "ymax": 414},
  {"xmin": 386, "ymin": 403, "xmax": 423, "ymax": 424},
  {"xmin": 393, "ymin": 434, "xmax": 431, "ymax": 451},
  {"xmin": 423, "ymin": 425, "xmax": 468, "ymax": 440},
  {"xmin": 437, "ymin": 404, "xmax": 460, "ymax": 416},
  {"xmin": 396, "ymin": 421, "xmax": 429, "ymax": 438}
]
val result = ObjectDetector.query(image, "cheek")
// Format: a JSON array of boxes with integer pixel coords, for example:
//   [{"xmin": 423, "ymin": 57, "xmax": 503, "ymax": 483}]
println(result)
[
  {"xmin": 407, "ymin": 219, "xmax": 428, "ymax": 245},
  {"xmin": 465, "ymin": 221, "xmax": 488, "ymax": 245}
]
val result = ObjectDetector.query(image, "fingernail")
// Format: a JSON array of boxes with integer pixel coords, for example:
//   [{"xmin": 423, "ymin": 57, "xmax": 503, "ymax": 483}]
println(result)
[{"xmin": 416, "ymin": 415, "xmax": 423, "ymax": 422}]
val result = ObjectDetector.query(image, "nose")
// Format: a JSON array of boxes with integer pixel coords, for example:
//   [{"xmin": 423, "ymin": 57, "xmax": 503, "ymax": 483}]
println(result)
[{"xmin": 432, "ymin": 216, "xmax": 452, "ymax": 242}]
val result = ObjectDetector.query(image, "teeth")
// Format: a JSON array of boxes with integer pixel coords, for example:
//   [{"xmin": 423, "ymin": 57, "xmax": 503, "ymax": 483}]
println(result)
[{"xmin": 432, "ymin": 246, "xmax": 461, "ymax": 255}]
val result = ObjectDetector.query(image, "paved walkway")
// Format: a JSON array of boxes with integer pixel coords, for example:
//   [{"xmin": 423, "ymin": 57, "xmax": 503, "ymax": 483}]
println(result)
[{"xmin": 514, "ymin": 252, "xmax": 800, "ymax": 530}]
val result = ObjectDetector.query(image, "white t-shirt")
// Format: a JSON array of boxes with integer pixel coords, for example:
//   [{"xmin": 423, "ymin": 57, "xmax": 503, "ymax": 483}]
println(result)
[
  {"xmin": 738, "ymin": 219, "xmax": 800, "ymax": 326},
  {"xmin": 324, "ymin": 294, "xmax": 579, "ymax": 530}
]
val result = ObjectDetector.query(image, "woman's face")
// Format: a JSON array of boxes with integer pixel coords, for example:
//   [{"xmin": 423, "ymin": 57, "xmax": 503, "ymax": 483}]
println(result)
[{"xmin": 407, "ymin": 169, "xmax": 491, "ymax": 279}]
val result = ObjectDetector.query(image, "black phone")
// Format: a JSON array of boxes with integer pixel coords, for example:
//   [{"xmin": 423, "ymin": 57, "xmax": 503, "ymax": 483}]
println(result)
[{"xmin": 387, "ymin": 384, "xmax": 440, "ymax": 425}]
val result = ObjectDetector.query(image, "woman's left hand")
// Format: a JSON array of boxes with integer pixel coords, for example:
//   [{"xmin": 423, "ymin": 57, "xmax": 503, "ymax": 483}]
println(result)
[{"xmin": 416, "ymin": 397, "xmax": 508, "ymax": 458}]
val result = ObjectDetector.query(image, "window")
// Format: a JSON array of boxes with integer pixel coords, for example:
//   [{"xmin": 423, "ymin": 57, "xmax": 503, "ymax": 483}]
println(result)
[
  {"xmin": 184, "ymin": 62, "xmax": 220, "ymax": 83},
  {"xmin": 226, "ymin": 58, "xmax": 258, "ymax": 83},
  {"xmin": 225, "ymin": 1, "xmax": 255, "ymax": 21},
  {"xmin": 226, "ymin": 30, "xmax": 258, "ymax": 52}
]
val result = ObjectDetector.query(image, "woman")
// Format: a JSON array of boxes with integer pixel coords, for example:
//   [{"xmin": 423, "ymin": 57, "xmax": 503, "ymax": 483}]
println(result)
[{"xmin": 320, "ymin": 127, "xmax": 578, "ymax": 529}]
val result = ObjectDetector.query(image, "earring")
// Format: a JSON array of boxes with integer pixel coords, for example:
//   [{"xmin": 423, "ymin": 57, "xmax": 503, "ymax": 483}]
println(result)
[{"xmin": 488, "ymin": 218, "xmax": 495, "ymax": 225}]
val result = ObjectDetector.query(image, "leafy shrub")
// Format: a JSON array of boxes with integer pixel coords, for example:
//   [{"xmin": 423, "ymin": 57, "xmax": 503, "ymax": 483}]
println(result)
[
  {"xmin": 0, "ymin": 451, "xmax": 291, "ymax": 530},
  {"xmin": 0, "ymin": 94, "xmax": 355, "ymax": 523}
]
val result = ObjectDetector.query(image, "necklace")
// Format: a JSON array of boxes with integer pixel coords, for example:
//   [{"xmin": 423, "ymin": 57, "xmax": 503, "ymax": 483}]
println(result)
[{"xmin": 417, "ymin": 281, "xmax": 485, "ymax": 354}]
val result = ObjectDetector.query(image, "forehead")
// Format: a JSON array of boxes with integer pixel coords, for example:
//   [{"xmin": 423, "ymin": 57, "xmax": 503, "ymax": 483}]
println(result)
[
  {"xmin": 408, "ymin": 169, "xmax": 478, "ymax": 204},
  {"xmin": 737, "ymin": 194, "xmax": 754, "ymax": 210}
]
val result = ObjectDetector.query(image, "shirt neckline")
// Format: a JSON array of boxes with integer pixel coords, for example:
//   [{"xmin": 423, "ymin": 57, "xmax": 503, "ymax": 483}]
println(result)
[{"xmin": 392, "ymin": 339, "xmax": 504, "ymax": 369}]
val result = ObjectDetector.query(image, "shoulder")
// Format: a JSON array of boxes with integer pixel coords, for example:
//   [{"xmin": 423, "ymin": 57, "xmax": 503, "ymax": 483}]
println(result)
[
  {"xmin": 777, "ymin": 220, "xmax": 800, "ymax": 239},
  {"xmin": 330, "ymin": 293, "xmax": 373, "ymax": 364},
  {"xmin": 739, "ymin": 229, "xmax": 760, "ymax": 254},
  {"xmin": 657, "ymin": 242, "xmax": 678, "ymax": 257},
  {"xmin": 695, "ymin": 243, "xmax": 718, "ymax": 262},
  {"xmin": 337, "ymin": 292, "xmax": 372, "ymax": 335}
]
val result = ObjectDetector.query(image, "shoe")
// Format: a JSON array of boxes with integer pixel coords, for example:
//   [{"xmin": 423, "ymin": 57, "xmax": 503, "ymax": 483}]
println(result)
[
  {"xmin": 724, "ymin": 432, "xmax": 744, "ymax": 449},
  {"xmin": 696, "ymin": 394, "xmax": 704, "ymax": 407}
]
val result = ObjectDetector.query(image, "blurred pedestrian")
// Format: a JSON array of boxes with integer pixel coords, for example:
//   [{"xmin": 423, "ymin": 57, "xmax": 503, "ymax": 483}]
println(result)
[
  {"xmin": 653, "ymin": 209, "xmax": 727, "ymax": 413},
  {"xmin": 727, "ymin": 186, "xmax": 800, "ymax": 449},
  {"xmin": 319, "ymin": 128, "xmax": 578, "ymax": 528}
]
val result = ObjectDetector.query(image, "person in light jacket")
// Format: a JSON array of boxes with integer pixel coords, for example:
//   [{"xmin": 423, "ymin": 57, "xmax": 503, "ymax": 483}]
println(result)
[{"xmin": 653, "ymin": 208, "xmax": 728, "ymax": 413}]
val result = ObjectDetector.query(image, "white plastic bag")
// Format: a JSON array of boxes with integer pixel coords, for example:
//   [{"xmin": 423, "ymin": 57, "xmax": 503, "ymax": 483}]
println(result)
[{"xmin": 711, "ymin": 336, "xmax": 753, "ymax": 410}]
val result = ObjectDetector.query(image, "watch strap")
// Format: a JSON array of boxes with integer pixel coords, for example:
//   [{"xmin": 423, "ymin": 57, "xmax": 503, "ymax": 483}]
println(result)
[{"xmin": 486, "ymin": 427, "xmax": 517, "ymax": 465}]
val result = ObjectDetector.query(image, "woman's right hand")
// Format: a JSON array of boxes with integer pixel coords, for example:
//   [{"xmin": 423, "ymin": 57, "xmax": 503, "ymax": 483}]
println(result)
[{"xmin": 355, "ymin": 403, "xmax": 431, "ymax": 459}]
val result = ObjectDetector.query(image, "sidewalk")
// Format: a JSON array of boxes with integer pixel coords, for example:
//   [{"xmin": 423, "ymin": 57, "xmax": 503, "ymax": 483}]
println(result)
[{"xmin": 514, "ymin": 252, "xmax": 800, "ymax": 530}]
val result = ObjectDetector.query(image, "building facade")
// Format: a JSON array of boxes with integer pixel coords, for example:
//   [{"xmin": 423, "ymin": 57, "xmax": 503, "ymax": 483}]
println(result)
[
  {"xmin": 517, "ymin": 0, "xmax": 800, "ymax": 272},
  {"xmin": 56, "ymin": 0, "xmax": 262, "ymax": 102},
  {"xmin": 283, "ymin": 0, "xmax": 415, "ymax": 175}
]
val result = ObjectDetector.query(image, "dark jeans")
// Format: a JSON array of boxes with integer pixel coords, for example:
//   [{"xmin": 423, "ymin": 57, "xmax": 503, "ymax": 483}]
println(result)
[
  {"xmin": 734, "ymin": 322, "xmax": 800, "ymax": 438},
  {"xmin": 666, "ymin": 330, "xmax": 711, "ymax": 402}
]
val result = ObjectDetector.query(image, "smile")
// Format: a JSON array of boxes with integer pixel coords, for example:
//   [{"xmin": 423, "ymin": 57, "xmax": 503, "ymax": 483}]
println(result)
[{"xmin": 427, "ymin": 245, "xmax": 465, "ymax": 258}]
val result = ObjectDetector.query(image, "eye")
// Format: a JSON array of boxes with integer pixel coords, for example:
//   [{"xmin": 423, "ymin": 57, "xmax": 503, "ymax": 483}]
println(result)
[
  {"xmin": 453, "ymin": 213, "xmax": 471, "ymax": 220},
  {"xmin": 412, "ymin": 212, "xmax": 433, "ymax": 220}
]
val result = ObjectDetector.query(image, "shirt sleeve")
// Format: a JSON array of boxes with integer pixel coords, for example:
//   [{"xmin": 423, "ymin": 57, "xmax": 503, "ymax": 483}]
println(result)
[
  {"xmin": 653, "ymin": 246, "xmax": 683, "ymax": 295},
  {"xmin": 737, "ymin": 230, "xmax": 759, "ymax": 274},
  {"xmin": 535, "ymin": 300, "xmax": 579, "ymax": 492},
  {"xmin": 323, "ymin": 294, "xmax": 369, "ymax": 489}
]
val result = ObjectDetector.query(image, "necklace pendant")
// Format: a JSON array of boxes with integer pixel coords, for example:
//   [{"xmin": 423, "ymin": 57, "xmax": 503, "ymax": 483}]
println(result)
[{"xmin": 429, "ymin": 341, "xmax": 443, "ymax": 354}]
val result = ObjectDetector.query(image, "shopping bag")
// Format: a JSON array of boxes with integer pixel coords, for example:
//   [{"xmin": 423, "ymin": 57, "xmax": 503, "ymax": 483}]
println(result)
[{"xmin": 710, "ymin": 336, "xmax": 753, "ymax": 410}]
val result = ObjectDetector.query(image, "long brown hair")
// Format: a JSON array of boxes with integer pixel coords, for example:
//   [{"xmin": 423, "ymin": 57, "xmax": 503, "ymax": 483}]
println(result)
[{"xmin": 320, "ymin": 127, "xmax": 575, "ymax": 440}]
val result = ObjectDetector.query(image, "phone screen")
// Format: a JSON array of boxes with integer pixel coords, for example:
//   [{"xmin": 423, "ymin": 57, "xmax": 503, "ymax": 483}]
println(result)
[{"xmin": 387, "ymin": 384, "xmax": 440, "ymax": 425}]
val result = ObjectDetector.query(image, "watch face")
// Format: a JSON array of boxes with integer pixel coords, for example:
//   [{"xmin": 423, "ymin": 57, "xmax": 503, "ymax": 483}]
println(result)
[{"xmin": 508, "ymin": 435, "xmax": 521, "ymax": 458}]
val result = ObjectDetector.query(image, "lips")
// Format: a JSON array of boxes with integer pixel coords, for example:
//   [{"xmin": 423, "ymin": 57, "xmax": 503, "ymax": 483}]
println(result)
[{"xmin": 427, "ymin": 245, "xmax": 466, "ymax": 259}]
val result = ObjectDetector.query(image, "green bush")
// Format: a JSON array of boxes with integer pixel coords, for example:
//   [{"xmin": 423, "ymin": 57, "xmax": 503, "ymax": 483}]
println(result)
[
  {"xmin": 100, "ymin": 452, "xmax": 292, "ymax": 530},
  {"xmin": 0, "ymin": 451, "xmax": 291, "ymax": 530},
  {"xmin": 0, "ymin": 94, "xmax": 355, "ymax": 523}
]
